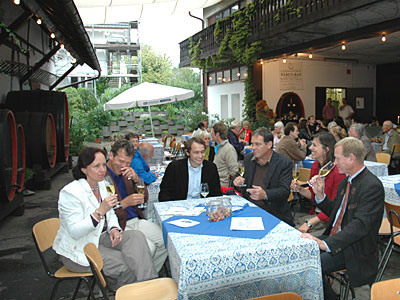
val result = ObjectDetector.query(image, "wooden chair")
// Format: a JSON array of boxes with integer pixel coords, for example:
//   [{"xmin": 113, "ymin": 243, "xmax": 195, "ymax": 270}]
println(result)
[
  {"xmin": 289, "ymin": 168, "xmax": 311, "ymax": 217},
  {"xmin": 376, "ymin": 202, "xmax": 400, "ymax": 282},
  {"xmin": 32, "ymin": 218, "xmax": 94, "ymax": 300},
  {"xmin": 249, "ymin": 292, "xmax": 302, "ymax": 300},
  {"xmin": 161, "ymin": 135, "xmax": 169, "ymax": 149},
  {"xmin": 83, "ymin": 243, "xmax": 178, "ymax": 300},
  {"xmin": 376, "ymin": 153, "xmax": 391, "ymax": 165},
  {"xmin": 371, "ymin": 278, "xmax": 400, "ymax": 300}
]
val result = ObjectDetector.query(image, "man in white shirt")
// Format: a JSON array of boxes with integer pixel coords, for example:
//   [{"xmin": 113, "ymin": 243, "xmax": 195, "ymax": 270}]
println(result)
[{"xmin": 339, "ymin": 98, "xmax": 354, "ymax": 127}]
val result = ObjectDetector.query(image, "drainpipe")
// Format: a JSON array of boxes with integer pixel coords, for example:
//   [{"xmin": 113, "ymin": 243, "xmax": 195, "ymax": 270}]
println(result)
[{"xmin": 189, "ymin": 11, "xmax": 204, "ymax": 29}]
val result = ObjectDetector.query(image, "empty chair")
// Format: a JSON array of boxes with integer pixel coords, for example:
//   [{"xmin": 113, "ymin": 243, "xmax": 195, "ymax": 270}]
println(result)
[
  {"xmin": 249, "ymin": 291, "xmax": 302, "ymax": 299},
  {"xmin": 84, "ymin": 242, "xmax": 178, "ymax": 300},
  {"xmin": 390, "ymin": 143, "xmax": 400, "ymax": 174},
  {"xmin": 371, "ymin": 278, "xmax": 400, "ymax": 300},
  {"xmin": 376, "ymin": 153, "xmax": 391, "ymax": 165},
  {"xmin": 32, "ymin": 218, "xmax": 93, "ymax": 300},
  {"xmin": 161, "ymin": 135, "xmax": 169, "ymax": 149}
]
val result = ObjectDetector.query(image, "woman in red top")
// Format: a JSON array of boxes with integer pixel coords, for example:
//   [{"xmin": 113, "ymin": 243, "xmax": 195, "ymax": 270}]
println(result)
[
  {"xmin": 238, "ymin": 120, "xmax": 252, "ymax": 145},
  {"xmin": 291, "ymin": 132, "xmax": 346, "ymax": 233}
]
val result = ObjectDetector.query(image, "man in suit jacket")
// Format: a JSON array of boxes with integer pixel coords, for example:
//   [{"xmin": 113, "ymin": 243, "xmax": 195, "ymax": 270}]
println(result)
[
  {"xmin": 302, "ymin": 137, "xmax": 384, "ymax": 300},
  {"xmin": 379, "ymin": 120, "xmax": 400, "ymax": 158},
  {"xmin": 233, "ymin": 127, "xmax": 294, "ymax": 226},
  {"xmin": 275, "ymin": 122, "xmax": 307, "ymax": 161},
  {"xmin": 349, "ymin": 123, "xmax": 376, "ymax": 161},
  {"xmin": 159, "ymin": 137, "xmax": 222, "ymax": 201}
]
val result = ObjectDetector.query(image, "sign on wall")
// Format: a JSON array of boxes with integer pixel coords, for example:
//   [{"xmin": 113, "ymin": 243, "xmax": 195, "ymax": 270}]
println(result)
[{"xmin": 279, "ymin": 61, "xmax": 303, "ymax": 90}]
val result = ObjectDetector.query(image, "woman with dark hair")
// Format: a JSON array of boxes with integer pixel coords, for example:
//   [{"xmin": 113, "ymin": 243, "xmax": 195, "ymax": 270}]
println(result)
[
  {"xmin": 298, "ymin": 119, "xmax": 311, "ymax": 142},
  {"xmin": 53, "ymin": 147, "xmax": 157, "ymax": 289},
  {"xmin": 291, "ymin": 133, "xmax": 346, "ymax": 233},
  {"xmin": 195, "ymin": 122, "xmax": 205, "ymax": 131}
]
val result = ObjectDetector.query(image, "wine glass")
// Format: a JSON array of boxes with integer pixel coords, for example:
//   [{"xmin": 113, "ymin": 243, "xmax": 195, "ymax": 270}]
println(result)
[
  {"xmin": 104, "ymin": 175, "xmax": 122, "ymax": 209},
  {"xmin": 292, "ymin": 161, "xmax": 300, "ymax": 192},
  {"xmin": 307, "ymin": 161, "xmax": 334, "ymax": 188},
  {"xmin": 200, "ymin": 183, "xmax": 209, "ymax": 198},
  {"xmin": 237, "ymin": 160, "xmax": 246, "ymax": 187},
  {"xmin": 136, "ymin": 178, "xmax": 147, "ymax": 209}
]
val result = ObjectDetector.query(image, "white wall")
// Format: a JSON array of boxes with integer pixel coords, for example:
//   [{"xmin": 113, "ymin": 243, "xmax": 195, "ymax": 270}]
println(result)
[
  {"xmin": 207, "ymin": 81, "xmax": 245, "ymax": 122},
  {"xmin": 262, "ymin": 59, "xmax": 376, "ymax": 117}
]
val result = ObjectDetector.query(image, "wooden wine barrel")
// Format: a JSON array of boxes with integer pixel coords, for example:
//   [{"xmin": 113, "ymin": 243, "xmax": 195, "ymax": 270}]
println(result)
[
  {"xmin": 16, "ymin": 124, "xmax": 26, "ymax": 193},
  {"xmin": 14, "ymin": 112, "xmax": 57, "ymax": 169},
  {"xmin": 0, "ymin": 109, "xmax": 18, "ymax": 202},
  {"xmin": 5, "ymin": 90, "xmax": 69, "ymax": 162}
]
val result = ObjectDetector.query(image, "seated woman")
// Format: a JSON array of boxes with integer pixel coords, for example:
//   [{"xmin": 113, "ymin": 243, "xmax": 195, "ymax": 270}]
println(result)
[
  {"xmin": 238, "ymin": 120, "xmax": 253, "ymax": 145},
  {"xmin": 330, "ymin": 125, "xmax": 347, "ymax": 142},
  {"xmin": 192, "ymin": 129, "xmax": 215, "ymax": 162},
  {"xmin": 272, "ymin": 121, "xmax": 284, "ymax": 147},
  {"xmin": 291, "ymin": 133, "xmax": 346, "ymax": 233},
  {"xmin": 53, "ymin": 147, "xmax": 157, "ymax": 289}
]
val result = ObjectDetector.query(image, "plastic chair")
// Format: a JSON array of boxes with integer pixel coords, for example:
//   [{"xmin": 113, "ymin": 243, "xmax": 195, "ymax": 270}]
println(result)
[
  {"xmin": 376, "ymin": 202, "xmax": 400, "ymax": 282},
  {"xmin": 371, "ymin": 278, "xmax": 400, "ymax": 300},
  {"xmin": 376, "ymin": 153, "xmax": 391, "ymax": 165},
  {"xmin": 32, "ymin": 218, "xmax": 94, "ymax": 300},
  {"xmin": 83, "ymin": 243, "xmax": 178, "ymax": 300},
  {"xmin": 249, "ymin": 292, "xmax": 302, "ymax": 299}
]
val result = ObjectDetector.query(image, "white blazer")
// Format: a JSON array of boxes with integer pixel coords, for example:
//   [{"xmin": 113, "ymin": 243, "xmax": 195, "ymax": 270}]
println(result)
[{"xmin": 53, "ymin": 178, "xmax": 121, "ymax": 266}]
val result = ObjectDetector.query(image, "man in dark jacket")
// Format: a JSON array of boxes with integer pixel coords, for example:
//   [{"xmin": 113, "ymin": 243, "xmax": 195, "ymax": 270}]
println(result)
[
  {"xmin": 228, "ymin": 120, "xmax": 245, "ymax": 160},
  {"xmin": 159, "ymin": 137, "xmax": 222, "ymax": 201},
  {"xmin": 233, "ymin": 127, "xmax": 294, "ymax": 226},
  {"xmin": 302, "ymin": 137, "xmax": 384, "ymax": 300}
]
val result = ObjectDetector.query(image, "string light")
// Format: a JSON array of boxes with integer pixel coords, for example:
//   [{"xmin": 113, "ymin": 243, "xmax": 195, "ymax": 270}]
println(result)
[
  {"xmin": 237, "ymin": 72, "xmax": 240, "ymax": 77},
  {"xmin": 283, "ymin": 58, "xmax": 287, "ymax": 63},
  {"xmin": 341, "ymin": 43, "xmax": 346, "ymax": 51},
  {"xmin": 50, "ymin": 33, "xmax": 56, "ymax": 39},
  {"xmin": 208, "ymin": 76, "xmax": 212, "ymax": 81},
  {"xmin": 381, "ymin": 35, "xmax": 387, "ymax": 42},
  {"xmin": 14, "ymin": 0, "xmax": 20, "ymax": 5},
  {"xmin": 36, "ymin": 18, "xmax": 42, "ymax": 25},
  {"xmin": 71, "ymin": 58, "xmax": 76, "ymax": 64},
  {"xmin": 308, "ymin": 53, "xmax": 313, "ymax": 59},
  {"xmin": 260, "ymin": 60, "xmax": 263, "ymax": 65},
  {"xmin": 60, "ymin": 44, "xmax": 64, "ymax": 49}
]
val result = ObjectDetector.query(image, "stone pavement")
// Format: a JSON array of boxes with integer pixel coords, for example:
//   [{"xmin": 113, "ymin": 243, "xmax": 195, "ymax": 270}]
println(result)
[{"xmin": 0, "ymin": 170, "xmax": 399, "ymax": 299}]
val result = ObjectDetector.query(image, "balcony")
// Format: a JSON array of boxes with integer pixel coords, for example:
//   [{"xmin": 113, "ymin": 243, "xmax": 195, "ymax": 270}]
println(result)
[{"xmin": 180, "ymin": 0, "xmax": 400, "ymax": 68}]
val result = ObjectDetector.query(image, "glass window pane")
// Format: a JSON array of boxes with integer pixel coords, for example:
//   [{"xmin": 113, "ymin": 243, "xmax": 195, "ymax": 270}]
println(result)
[
  {"xmin": 223, "ymin": 9, "xmax": 230, "ymax": 18},
  {"xmin": 232, "ymin": 67, "xmax": 239, "ymax": 81},
  {"xmin": 217, "ymin": 71, "xmax": 223, "ymax": 84},
  {"xmin": 231, "ymin": 5, "xmax": 239, "ymax": 13},
  {"xmin": 208, "ymin": 73, "xmax": 215, "ymax": 85},
  {"xmin": 223, "ymin": 70, "xmax": 231, "ymax": 83},
  {"xmin": 240, "ymin": 66, "xmax": 248, "ymax": 79},
  {"xmin": 216, "ymin": 12, "xmax": 223, "ymax": 21}
]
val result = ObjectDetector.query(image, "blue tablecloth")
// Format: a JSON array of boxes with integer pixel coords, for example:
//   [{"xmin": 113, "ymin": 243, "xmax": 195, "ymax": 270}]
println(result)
[
  {"xmin": 161, "ymin": 204, "xmax": 280, "ymax": 247},
  {"xmin": 154, "ymin": 196, "xmax": 323, "ymax": 300},
  {"xmin": 395, "ymin": 183, "xmax": 400, "ymax": 197}
]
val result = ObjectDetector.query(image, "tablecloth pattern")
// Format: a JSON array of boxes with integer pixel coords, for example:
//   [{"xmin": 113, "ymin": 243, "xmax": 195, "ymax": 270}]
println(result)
[
  {"xmin": 378, "ymin": 175, "xmax": 400, "ymax": 206},
  {"xmin": 364, "ymin": 160, "xmax": 388, "ymax": 177},
  {"xmin": 154, "ymin": 196, "xmax": 323, "ymax": 300}
]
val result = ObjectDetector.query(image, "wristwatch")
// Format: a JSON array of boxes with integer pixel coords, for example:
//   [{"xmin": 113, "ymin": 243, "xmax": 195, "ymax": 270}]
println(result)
[
  {"xmin": 306, "ymin": 220, "xmax": 313, "ymax": 228},
  {"xmin": 95, "ymin": 209, "xmax": 104, "ymax": 220}
]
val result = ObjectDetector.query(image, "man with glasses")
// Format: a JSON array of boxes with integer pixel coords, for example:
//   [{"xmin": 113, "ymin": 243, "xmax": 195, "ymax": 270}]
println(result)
[{"xmin": 233, "ymin": 127, "xmax": 294, "ymax": 226}]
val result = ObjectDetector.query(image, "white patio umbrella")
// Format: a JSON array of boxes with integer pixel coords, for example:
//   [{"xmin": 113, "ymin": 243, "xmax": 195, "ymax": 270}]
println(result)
[{"xmin": 104, "ymin": 82, "xmax": 195, "ymax": 136}]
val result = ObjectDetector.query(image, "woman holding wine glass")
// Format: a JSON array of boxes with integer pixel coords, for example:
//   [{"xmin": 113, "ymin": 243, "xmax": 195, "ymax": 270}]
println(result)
[
  {"xmin": 53, "ymin": 147, "xmax": 157, "ymax": 289},
  {"xmin": 290, "ymin": 133, "xmax": 346, "ymax": 233}
]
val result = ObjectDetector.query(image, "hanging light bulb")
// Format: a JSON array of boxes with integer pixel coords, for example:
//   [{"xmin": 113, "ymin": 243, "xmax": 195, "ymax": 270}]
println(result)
[
  {"xmin": 208, "ymin": 76, "xmax": 212, "ymax": 81},
  {"xmin": 50, "ymin": 32, "xmax": 56, "ymax": 39},
  {"xmin": 14, "ymin": 0, "xmax": 20, "ymax": 5},
  {"xmin": 71, "ymin": 58, "xmax": 76, "ymax": 64},
  {"xmin": 309, "ymin": 53, "xmax": 313, "ymax": 59},
  {"xmin": 341, "ymin": 43, "xmax": 346, "ymax": 51},
  {"xmin": 260, "ymin": 60, "xmax": 263, "ymax": 65},
  {"xmin": 283, "ymin": 58, "xmax": 287, "ymax": 63},
  {"xmin": 36, "ymin": 18, "xmax": 42, "ymax": 25},
  {"xmin": 60, "ymin": 44, "xmax": 64, "ymax": 49},
  {"xmin": 237, "ymin": 72, "xmax": 240, "ymax": 77},
  {"xmin": 381, "ymin": 35, "xmax": 387, "ymax": 42}
]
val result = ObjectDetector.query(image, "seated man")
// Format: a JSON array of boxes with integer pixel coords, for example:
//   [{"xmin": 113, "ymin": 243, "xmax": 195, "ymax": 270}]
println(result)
[
  {"xmin": 348, "ymin": 123, "xmax": 376, "ymax": 161},
  {"xmin": 107, "ymin": 140, "xmax": 167, "ymax": 273},
  {"xmin": 130, "ymin": 139, "xmax": 158, "ymax": 185},
  {"xmin": 233, "ymin": 127, "xmax": 294, "ymax": 226},
  {"xmin": 275, "ymin": 122, "xmax": 307, "ymax": 161},
  {"xmin": 302, "ymin": 137, "xmax": 384, "ymax": 300},
  {"xmin": 159, "ymin": 137, "xmax": 222, "ymax": 201},
  {"xmin": 379, "ymin": 120, "xmax": 400, "ymax": 158},
  {"xmin": 212, "ymin": 122, "xmax": 238, "ymax": 187},
  {"xmin": 228, "ymin": 120, "xmax": 245, "ymax": 160}
]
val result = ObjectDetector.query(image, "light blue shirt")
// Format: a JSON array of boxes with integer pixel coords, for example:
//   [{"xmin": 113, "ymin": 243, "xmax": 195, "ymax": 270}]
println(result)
[
  {"xmin": 315, "ymin": 166, "xmax": 365, "ymax": 252},
  {"xmin": 186, "ymin": 159, "xmax": 202, "ymax": 199}
]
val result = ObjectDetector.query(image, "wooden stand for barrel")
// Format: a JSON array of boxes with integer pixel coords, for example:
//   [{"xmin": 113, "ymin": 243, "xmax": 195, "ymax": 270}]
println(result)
[{"xmin": 0, "ymin": 109, "xmax": 24, "ymax": 222}]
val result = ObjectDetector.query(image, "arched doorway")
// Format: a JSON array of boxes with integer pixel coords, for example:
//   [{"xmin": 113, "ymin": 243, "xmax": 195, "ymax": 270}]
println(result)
[{"xmin": 275, "ymin": 92, "xmax": 305, "ymax": 123}]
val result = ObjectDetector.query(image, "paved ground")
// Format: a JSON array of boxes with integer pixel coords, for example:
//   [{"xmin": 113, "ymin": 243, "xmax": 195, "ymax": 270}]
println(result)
[{"xmin": 0, "ymin": 169, "xmax": 399, "ymax": 299}]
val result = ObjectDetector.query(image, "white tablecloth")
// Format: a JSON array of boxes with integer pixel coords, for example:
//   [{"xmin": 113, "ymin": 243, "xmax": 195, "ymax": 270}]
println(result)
[
  {"xmin": 154, "ymin": 196, "xmax": 323, "ymax": 300},
  {"xmin": 378, "ymin": 175, "xmax": 400, "ymax": 206},
  {"xmin": 145, "ymin": 176, "xmax": 162, "ymax": 222},
  {"xmin": 365, "ymin": 161, "xmax": 388, "ymax": 177}
]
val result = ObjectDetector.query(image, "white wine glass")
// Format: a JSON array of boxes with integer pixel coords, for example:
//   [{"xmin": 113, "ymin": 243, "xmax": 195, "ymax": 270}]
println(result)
[
  {"xmin": 292, "ymin": 161, "xmax": 300, "ymax": 192},
  {"xmin": 200, "ymin": 183, "xmax": 209, "ymax": 198},
  {"xmin": 136, "ymin": 178, "xmax": 147, "ymax": 209},
  {"xmin": 318, "ymin": 161, "xmax": 335, "ymax": 178},
  {"xmin": 104, "ymin": 175, "xmax": 122, "ymax": 209},
  {"xmin": 237, "ymin": 160, "xmax": 246, "ymax": 187}
]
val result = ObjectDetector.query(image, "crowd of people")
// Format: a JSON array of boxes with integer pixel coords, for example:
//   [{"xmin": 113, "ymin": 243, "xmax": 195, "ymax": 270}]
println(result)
[{"xmin": 52, "ymin": 110, "xmax": 400, "ymax": 299}]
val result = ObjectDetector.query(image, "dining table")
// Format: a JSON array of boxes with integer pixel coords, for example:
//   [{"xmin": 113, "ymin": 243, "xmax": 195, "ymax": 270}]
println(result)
[
  {"xmin": 378, "ymin": 174, "xmax": 400, "ymax": 206},
  {"xmin": 154, "ymin": 196, "xmax": 323, "ymax": 300}
]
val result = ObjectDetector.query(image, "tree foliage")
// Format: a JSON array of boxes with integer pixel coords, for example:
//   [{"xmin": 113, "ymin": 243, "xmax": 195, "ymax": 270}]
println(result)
[{"xmin": 141, "ymin": 44, "xmax": 173, "ymax": 84}]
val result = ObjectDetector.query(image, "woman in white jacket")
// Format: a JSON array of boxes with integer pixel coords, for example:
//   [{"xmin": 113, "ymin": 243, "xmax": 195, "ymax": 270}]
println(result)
[{"xmin": 53, "ymin": 147, "xmax": 157, "ymax": 289}]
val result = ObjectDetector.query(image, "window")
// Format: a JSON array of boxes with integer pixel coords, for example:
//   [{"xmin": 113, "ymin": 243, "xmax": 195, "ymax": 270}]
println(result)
[
  {"xmin": 240, "ymin": 66, "xmax": 248, "ymax": 79},
  {"xmin": 208, "ymin": 73, "xmax": 216, "ymax": 85},
  {"xmin": 206, "ymin": 66, "xmax": 247, "ymax": 86},
  {"xmin": 207, "ymin": 2, "xmax": 243, "ymax": 26},
  {"xmin": 232, "ymin": 67, "xmax": 239, "ymax": 81},
  {"xmin": 223, "ymin": 70, "xmax": 231, "ymax": 83},
  {"xmin": 217, "ymin": 71, "xmax": 223, "ymax": 84}
]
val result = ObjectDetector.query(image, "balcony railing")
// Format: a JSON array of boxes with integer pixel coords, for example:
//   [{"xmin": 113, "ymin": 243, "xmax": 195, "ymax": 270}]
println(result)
[{"xmin": 180, "ymin": 0, "xmax": 378, "ymax": 67}]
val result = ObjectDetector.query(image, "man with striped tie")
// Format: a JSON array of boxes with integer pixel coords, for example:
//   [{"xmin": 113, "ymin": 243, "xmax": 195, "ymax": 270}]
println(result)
[{"xmin": 302, "ymin": 137, "xmax": 384, "ymax": 300}]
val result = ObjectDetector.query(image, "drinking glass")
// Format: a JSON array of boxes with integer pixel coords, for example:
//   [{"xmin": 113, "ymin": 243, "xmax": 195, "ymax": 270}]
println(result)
[
  {"xmin": 292, "ymin": 161, "xmax": 300, "ymax": 192},
  {"xmin": 237, "ymin": 160, "xmax": 246, "ymax": 187},
  {"xmin": 200, "ymin": 183, "xmax": 209, "ymax": 198},
  {"xmin": 104, "ymin": 175, "xmax": 122, "ymax": 209},
  {"xmin": 307, "ymin": 161, "xmax": 334, "ymax": 188},
  {"xmin": 136, "ymin": 178, "xmax": 147, "ymax": 209}
]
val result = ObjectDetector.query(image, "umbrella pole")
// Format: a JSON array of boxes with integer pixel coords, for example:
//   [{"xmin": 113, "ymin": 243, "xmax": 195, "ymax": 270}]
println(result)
[{"xmin": 148, "ymin": 104, "xmax": 155, "ymax": 137}]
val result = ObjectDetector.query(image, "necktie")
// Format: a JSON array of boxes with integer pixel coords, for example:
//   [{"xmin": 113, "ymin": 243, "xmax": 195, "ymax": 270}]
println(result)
[{"xmin": 330, "ymin": 181, "xmax": 351, "ymax": 236}]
